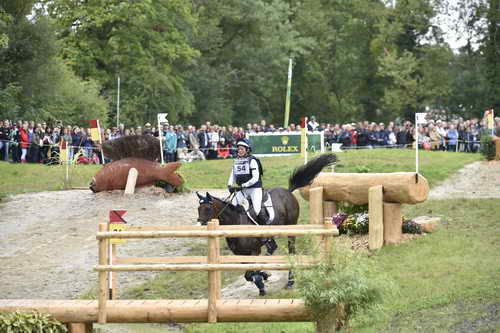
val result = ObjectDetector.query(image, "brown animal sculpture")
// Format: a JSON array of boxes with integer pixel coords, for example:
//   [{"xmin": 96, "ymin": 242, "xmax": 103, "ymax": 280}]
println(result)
[
  {"xmin": 102, "ymin": 135, "xmax": 161, "ymax": 162},
  {"xmin": 89, "ymin": 158, "xmax": 183, "ymax": 193}
]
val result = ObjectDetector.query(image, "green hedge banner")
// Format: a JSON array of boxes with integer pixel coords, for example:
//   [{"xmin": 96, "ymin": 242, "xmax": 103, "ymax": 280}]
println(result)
[{"xmin": 248, "ymin": 132, "xmax": 324, "ymax": 156}]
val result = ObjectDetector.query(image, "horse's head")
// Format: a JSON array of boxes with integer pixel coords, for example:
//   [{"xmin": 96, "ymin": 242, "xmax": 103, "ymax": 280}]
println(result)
[{"xmin": 196, "ymin": 192, "xmax": 218, "ymax": 225}]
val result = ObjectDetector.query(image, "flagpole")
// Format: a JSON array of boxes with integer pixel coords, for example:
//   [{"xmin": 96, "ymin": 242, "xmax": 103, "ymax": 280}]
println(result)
[
  {"xmin": 415, "ymin": 114, "xmax": 419, "ymax": 174},
  {"xmin": 116, "ymin": 76, "xmax": 120, "ymax": 128},
  {"xmin": 97, "ymin": 120, "xmax": 105, "ymax": 164},
  {"xmin": 158, "ymin": 115, "xmax": 165, "ymax": 165},
  {"xmin": 283, "ymin": 57, "xmax": 293, "ymax": 129}
]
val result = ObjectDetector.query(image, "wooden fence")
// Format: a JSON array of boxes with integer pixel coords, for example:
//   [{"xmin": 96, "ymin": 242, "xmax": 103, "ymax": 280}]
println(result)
[{"xmin": 95, "ymin": 218, "xmax": 338, "ymax": 325}]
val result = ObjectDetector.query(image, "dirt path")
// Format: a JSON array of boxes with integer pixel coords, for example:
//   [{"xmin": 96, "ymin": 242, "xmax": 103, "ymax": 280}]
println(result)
[
  {"xmin": 0, "ymin": 188, "xmax": 228, "ymax": 300},
  {"xmin": 428, "ymin": 161, "xmax": 500, "ymax": 199}
]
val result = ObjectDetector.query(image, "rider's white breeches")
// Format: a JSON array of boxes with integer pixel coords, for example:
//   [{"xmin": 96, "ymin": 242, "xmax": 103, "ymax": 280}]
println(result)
[{"xmin": 232, "ymin": 187, "xmax": 263, "ymax": 215}]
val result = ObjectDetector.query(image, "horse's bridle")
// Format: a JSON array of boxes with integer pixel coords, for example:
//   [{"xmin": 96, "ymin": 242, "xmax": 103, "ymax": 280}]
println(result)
[{"xmin": 198, "ymin": 192, "xmax": 236, "ymax": 224}]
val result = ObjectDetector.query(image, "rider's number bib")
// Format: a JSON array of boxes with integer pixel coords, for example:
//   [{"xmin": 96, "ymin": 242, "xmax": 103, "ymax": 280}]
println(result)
[{"xmin": 234, "ymin": 160, "xmax": 250, "ymax": 175}]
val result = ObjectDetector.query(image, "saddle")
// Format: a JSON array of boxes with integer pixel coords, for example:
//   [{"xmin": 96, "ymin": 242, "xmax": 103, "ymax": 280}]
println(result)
[{"xmin": 242, "ymin": 190, "xmax": 275, "ymax": 225}]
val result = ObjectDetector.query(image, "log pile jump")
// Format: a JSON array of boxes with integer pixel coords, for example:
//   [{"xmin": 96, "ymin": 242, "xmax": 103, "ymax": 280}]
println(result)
[
  {"xmin": 0, "ymin": 218, "xmax": 339, "ymax": 333},
  {"xmin": 299, "ymin": 172, "xmax": 430, "ymax": 250}
]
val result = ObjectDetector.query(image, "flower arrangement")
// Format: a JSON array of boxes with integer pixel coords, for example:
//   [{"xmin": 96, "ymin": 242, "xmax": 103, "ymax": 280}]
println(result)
[{"xmin": 334, "ymin": 212, "xmax": 370, "ymax": 235}]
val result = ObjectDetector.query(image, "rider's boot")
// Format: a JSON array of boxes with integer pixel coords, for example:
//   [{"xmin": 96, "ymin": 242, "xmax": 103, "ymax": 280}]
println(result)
[{"xmin": 258, "ymin": 211, "xmax": 277, "ymax": 255}]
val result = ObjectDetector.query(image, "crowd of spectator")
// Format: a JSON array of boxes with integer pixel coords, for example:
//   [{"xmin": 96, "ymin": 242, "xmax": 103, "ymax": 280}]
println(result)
[{"xmin": 0, "ymin": 113, "xmax": 498, "ymax": 165}]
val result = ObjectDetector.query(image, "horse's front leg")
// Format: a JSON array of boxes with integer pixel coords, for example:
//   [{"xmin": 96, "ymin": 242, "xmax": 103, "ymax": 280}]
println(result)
[{"xmin": 286, "ymin": 236, "xmax": 296, "ymax": 288}]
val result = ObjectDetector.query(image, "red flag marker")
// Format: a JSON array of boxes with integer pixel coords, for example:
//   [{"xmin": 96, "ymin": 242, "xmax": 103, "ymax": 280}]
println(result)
[{"xmin": 109, "ymin": 210, "xmax": 127, "ymax": 224}]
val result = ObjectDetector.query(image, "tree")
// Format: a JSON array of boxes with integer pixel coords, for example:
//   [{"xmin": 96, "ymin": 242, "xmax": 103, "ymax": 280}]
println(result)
[
  {"xmin": 0, "ymin": 3, "xmax": 108, "ymax": 125},
  {"xmin": 43, "ymin": 0, "xmax": 200, "ymax": 125}
]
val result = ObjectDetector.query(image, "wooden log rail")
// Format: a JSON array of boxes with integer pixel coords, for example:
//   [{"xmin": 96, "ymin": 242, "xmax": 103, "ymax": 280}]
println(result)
[
  {"xmin": 96, "ymin": 219, "xmax": 338, "ymax": 325},
  {"xmin": 0, "ymin": 299, "xmax": 311, "ymax": 323}
]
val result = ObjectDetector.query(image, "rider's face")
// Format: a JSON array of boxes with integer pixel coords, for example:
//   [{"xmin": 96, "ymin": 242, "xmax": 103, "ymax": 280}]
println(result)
[{"xmin": 237, "ymin": 146, "xmax": 247, "ymax": 157}]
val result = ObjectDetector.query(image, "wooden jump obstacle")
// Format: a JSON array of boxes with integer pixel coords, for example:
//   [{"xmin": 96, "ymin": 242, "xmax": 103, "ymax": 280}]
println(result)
[
  {"xmin": 299, "ymin": 172, "xmax": 429, "ymax": 250},
  {"xmin": 0, "ymin": 219, "xmax": 338, "ymax": 333}
]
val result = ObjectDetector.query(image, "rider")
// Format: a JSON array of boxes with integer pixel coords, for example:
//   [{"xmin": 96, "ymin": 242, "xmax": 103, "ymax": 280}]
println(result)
[{"xmin": 227, "ymin": 138, "xmax": 276, "ymax": 254}]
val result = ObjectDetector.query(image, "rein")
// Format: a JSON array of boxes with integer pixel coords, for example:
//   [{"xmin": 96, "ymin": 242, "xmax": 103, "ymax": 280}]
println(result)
[{"xmin": 211, "ymin": 192, "xmax": 236, "ymax": 221}]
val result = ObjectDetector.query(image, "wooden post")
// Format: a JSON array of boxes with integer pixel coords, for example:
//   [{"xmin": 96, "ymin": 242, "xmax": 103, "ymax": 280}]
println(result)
[
  {"xmin": 207, "ymin": 219, "xmax": 220, "ymax": 323},
  {"xmin": 383, "ymin": 202, "xmax": 402, "ymax": 245},
  {"xmin": 323, "ymin": 201, "xmax": 337, "ymax": 220},
  {"xmin": 124, "ymin": 168, "xmax": 138, "ymax": 195},
  {"xmin": 98, "ymin": 223, "xmax": 108, "ymax": 324},
  {"xmin": 309, "ymin": 187, "xmax": 324, "ymax": 253},
  {"xmin": 321, "ymin": 218, "xmax": 334, "ymax": 261},
  {"xmin": 368, "ymin": 186, "xmax": 384, "ymax": 250},
  {"xmin": 494, "ymin": 138, "xmax": 500, "ymax": 161},
  {"xmin": 67, "ymin": 323, "xmax": 93, "ymax": 333},
  {"xmin": 111, "ymin": 244, "xmax": 118, "ymax": 299}
]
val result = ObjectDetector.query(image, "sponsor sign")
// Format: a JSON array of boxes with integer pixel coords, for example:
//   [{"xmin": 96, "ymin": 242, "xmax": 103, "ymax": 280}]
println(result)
[{"xmin": 249, "ymin": 132, "xmax": 324, "ymax": 156}]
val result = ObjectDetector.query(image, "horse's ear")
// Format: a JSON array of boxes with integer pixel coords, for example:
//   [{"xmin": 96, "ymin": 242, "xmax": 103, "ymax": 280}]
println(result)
[
  {"xmin": 206, "ymin": 192, "xmax": 212, "ymax": 200},
  {"xmin": 196, "ymin": 191, "xmax": 204, "ymax": 200}
]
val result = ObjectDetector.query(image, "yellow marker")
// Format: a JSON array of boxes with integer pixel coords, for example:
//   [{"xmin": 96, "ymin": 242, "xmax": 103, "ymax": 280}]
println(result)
[{"xmin": 109, "ymin": 223, "xmax": 127, "ymax": 244}]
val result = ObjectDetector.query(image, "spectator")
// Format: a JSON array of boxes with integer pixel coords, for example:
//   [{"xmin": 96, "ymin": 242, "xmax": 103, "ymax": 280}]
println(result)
[
  {"xmin": 61, "ymin": 127, "xmax": 73, "ymax": 161},
  {"xmin": 197, "ymin": 124, "xmax": 210, "ymax": 158},
  {"xmin": 387, "ymin": 124, "xmax": 397, "ymax": 146},
  {"xmin": 0, "ymin": 120, "xmax": 11, "ymax": 161},
  {"xmin": 446, "ymin": 124, "xmax": 459, "ymax": 152},
  {"xmin": 217, "ymin": 138, "xmax": 231, "ymax": 159},
  {"xmin": 143, "ymin": 123, "xmax": 153, "ymax": 136},
  {"xmin": 19, "ymin": 122, "xmax": 29, "ymax": 163},
  {"xmin": 428, "ymin": 125, "xmax": 441, "ymax": 150},
  {"xmin": 307, "ymin": 116, "xmax": 320, "ymax": 131},
  {"xmin": 164, "ymin": 126, "xmax": 177, "ymax": 163},
  {"xmin": 176, "ymin": 125, "xmax": 188, "ymax": 160}
]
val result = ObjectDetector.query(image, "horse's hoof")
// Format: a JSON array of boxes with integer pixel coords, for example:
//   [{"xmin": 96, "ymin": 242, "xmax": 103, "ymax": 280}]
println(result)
[
  {"xmin": 285, "ymin": 282, "xmax": 295, "ymax": 289},
  {"xmin": 259, "ymin": 289, "xmax": 266, "ymax": 296},
  {"xmin": 261, "ymin": 271, "xmax": 272, "ymax": 281}
]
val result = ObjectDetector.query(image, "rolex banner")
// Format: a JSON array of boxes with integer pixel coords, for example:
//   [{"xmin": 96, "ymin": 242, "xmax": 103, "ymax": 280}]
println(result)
[{"xmin": 249, "ymin": 132, "xmax": 324, "ymax": 156}]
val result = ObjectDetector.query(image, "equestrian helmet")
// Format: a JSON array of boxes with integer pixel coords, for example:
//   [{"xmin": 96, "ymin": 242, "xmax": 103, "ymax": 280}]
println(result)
[{"xmin": 236, "ymin": 138, "xmax": 252, "ymax": 151}]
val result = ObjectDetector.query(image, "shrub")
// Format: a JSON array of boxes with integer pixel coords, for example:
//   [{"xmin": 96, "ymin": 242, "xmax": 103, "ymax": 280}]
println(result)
[
  {"xmin": 479, "ymin": 133, "xmax": 496, "ymax": 160},
  {"xmin": 296, "ymin": 250, "xmax": 395, "ymax": 331},
  {"xmin": 0, "ymin": 311, "xmax": 67, "ymax": 332}
]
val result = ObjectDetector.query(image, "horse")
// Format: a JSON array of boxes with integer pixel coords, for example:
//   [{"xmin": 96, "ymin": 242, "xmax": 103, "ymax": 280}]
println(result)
[{"xmin": 196, "ymin": 153, "xmax": 337, "ymax": 296}]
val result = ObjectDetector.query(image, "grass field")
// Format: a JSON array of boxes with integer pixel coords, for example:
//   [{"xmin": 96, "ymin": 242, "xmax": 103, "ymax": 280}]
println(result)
[{"xmin": 1, "ymin": 149, "xmax": 498, "ymax": 332}]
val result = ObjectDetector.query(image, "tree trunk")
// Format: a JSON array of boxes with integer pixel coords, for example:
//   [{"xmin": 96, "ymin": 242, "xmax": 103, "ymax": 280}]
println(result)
[{"xmin": 299, "ymin": 172, "xmax": 429, "ymax": 205}]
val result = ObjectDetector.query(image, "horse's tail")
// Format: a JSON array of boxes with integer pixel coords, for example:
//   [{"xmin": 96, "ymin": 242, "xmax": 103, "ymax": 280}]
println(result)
[{"xmin": 288, "ymin": 153, "xmax": 337, "ymax": 192}]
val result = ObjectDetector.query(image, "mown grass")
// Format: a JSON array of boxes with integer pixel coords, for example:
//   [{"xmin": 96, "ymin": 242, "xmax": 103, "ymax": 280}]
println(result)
[{"xmin": 1, "ymin": 149, "xmax": 496, "ymax": 332}]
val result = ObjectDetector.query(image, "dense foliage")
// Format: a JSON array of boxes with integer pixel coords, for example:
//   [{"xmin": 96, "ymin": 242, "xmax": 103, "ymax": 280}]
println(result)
[
  {"xmin": 0, "ymin": 0, "xmax": 498, "ymax": 126},
  {"xmin": 296, "ymin": 250, "xmax": 394, "ymax": 329},
  {"xmin": 0, "ymin": 311, "xmax": 67, "ymax": 332}
]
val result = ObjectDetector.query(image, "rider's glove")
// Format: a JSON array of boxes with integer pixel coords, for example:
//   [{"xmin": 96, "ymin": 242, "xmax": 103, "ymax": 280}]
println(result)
[{"xmin": 228, "ymin": 185, "xmax": 242, "ymax": 193}]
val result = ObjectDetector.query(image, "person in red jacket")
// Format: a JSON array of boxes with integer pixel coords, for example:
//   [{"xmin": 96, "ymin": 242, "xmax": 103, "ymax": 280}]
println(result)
[
  {"xmin": 19, "ymin": 122, "xmax": 30, "ymax": 163},
  {"xmin": 217, "ymin": 137, "xmax": 231, "ymax": 159}
]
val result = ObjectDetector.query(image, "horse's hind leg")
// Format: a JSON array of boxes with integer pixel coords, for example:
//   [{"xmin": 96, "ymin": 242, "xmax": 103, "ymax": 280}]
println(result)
[{"xmin": 286, "ymin": 236, "xmax": 296, "ymax": 288}]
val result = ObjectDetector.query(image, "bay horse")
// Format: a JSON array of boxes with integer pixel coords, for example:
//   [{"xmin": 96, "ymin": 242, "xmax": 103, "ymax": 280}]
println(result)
[{"xmin": 196, "ymin": 153, "xmax": 337, "ymax": 296}]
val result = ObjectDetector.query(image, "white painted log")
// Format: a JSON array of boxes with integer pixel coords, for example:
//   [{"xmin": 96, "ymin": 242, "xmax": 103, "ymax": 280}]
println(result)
[{"xmin": 124, "ymin": 168, "xmax": 138, "ymax": 195}]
